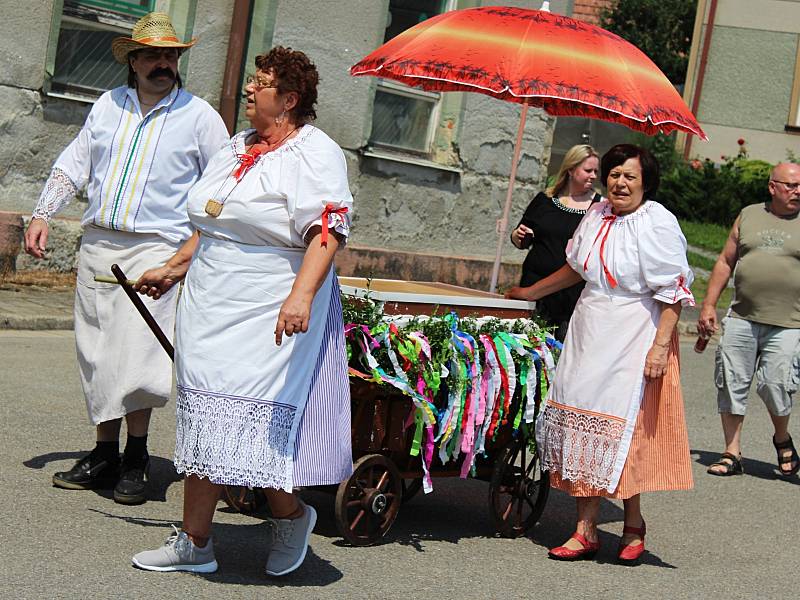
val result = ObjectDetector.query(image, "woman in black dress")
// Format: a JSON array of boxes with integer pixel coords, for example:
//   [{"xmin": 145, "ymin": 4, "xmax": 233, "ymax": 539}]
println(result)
[{"xmin": 511, "ymin": 144, "xmax": 600, "ymax": 342}]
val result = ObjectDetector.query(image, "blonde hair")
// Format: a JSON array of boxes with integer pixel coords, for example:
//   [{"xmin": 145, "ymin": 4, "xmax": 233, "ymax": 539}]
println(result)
[{"xmin": 546, "ymin": 144, "xmax": 599, "ymax": 197}]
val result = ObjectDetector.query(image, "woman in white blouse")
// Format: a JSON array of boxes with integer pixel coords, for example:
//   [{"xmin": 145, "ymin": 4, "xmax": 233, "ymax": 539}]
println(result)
[
  {"xmin": 507, "ymin": 144, "xmax": 695, "ymax": 566},
  {"xmin": 130, "ymin": 47, "xmax": 352, "ymax": 577}
]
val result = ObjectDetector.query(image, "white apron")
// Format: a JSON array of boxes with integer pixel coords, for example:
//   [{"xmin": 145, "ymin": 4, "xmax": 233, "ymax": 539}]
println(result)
[
  {"xmin": 174, "ymin": 237, "xmax": 334, "ymax": 491},
  {"xmin": 172, "ymin": 125, "xmax": 353, "ymax": 491},
  {"xmin": 74, "ymin": 225, "xmax": 179, "ymax": 424},
  {"xmin": 537, "ymin": 285, "xmax": 658, "ymax": 491}
]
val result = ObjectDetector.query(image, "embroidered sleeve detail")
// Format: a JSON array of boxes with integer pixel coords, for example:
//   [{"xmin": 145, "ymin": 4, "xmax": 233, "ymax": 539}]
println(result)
[
  {"xmin": 173, "ymin": 386, "xmax": 297, "ymax": 492},
  {"xmin": 32, "ymin": 168, "xmax": 79, "ymax": 222},
  {"xmin": 653, "ymin": 274, "xmax": 696, "ymax": 307},
  {"xmin": 536, "ymin": 402, "xmax": 626, "ymax": 491}
]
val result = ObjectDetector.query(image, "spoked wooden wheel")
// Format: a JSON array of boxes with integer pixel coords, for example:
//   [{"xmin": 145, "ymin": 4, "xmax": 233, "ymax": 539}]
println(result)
[
  {"xmin": 335, "ymin": 454, "xmax": 403, "ymax": 546},
  {"xmin": 222, "ymin": 485, "xmax": 267, "ymax": 514},
  {"xmin": 489, "ymin": 436, "xmax": 550, "ymax": 538}
]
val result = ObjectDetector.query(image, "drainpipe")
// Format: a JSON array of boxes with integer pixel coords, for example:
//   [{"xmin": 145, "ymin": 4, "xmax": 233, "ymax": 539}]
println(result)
[
  {"xmin": 219, "ymin": 0, "xmax": 253, "ymax": 135},
  {"xmin": 684, "ymin": 0, "xmax": 717, "ymax": 159}
]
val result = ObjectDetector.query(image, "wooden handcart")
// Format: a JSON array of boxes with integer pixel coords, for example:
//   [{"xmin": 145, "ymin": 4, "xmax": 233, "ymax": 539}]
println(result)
[{"xmin": 290, "ymin": 278, "xmax": 550, "ymax": 546}]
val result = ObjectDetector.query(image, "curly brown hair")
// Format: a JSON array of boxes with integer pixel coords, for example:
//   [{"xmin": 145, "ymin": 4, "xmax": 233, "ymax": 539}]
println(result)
[{"xmin": 255, "ymin": 46, "xmax": 319, "ymax": 124}]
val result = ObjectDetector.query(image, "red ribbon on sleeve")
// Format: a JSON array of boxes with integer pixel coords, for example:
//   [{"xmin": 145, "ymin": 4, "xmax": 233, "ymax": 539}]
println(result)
[
  {"xmin": 320, "ymin": 203, "xmax": 349, "ymax": 246},
  {"xmin": 672, "ymin": 275, "xmax": 692, "ymax": 302}
]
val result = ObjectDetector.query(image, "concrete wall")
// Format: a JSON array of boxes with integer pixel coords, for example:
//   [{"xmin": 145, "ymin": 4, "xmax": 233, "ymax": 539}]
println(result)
[
  {"xmin": 183, "ymin": 1, "xmax": 233, "ymax": 106},
  {"xmin": 270, "ymin": 0, "xmax": 388, "ymax": 150},
  {"xmin": 684, "ymin": 0, "xmax": 800, "ymax": 164},
  {"xmin": 267, "ymin": 0, "xmax": 556, "ymax": 266},
  {"xmin": 1, "ymin": 0, "xmax": 559, "ymax": 283}
]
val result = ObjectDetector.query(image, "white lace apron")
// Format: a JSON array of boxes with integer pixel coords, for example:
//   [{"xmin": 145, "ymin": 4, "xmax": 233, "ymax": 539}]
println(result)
[{"xmin": 174, "ymin": 236, "xmax": 334, "ymax": 491}]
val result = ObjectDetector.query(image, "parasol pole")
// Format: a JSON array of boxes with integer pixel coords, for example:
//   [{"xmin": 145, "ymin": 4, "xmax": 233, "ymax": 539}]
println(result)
[
  {"xmin": 487, "ymin": 1, "xmax": 549, "ymax": 293},
  {"xmin": 489, "ymin": 102, "xmax": 529, "ymax": 293}
]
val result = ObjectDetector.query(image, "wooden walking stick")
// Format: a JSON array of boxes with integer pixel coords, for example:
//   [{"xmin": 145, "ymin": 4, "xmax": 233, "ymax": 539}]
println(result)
[{"xmin": 110, "ymin": 263, "xmax": 175, "ymax": 361}]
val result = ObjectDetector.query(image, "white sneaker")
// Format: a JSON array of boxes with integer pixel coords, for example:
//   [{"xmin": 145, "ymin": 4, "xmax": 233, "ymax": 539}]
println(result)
[
  {"xmin": 132, "ymin": 526, "xmax": 218, "ymax": 573},
  {"xmin": 264, "ymin": 501, "xmax": 317, "ymax": 576}
]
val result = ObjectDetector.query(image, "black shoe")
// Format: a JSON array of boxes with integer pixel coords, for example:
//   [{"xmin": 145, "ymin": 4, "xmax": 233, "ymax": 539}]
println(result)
[
  {"xmin": 114, "ymin": 456, "xmax": 149, "ymax": 505},
  {"xmin": 53, "ymin": 452, "xmax": 120, "ymax": 490}
]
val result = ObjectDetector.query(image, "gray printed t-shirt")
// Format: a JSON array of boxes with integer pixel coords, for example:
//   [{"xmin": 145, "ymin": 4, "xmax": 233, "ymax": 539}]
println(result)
[{"xmin": 731, "ymin": 202, "xmax": 800, "ymax": 328}]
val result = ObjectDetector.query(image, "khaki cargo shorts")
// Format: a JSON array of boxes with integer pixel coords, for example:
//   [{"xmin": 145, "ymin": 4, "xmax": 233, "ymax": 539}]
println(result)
[{"xmin": 715, "ymin": 317, "xmax": 800, "ymax": 417}]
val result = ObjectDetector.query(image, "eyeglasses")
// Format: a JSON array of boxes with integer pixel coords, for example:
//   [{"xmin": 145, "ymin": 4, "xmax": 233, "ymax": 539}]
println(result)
[
  {"xmin": 245, "ymin": 74, "xmax": 277, "ymax": 91},
  {"xmin": 771, "ymin": 180, "xmax": 800, "ymax": 191}
]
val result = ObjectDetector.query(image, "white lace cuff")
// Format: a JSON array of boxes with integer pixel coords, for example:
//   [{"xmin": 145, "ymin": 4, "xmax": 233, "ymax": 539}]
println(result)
[{"xmin": 32, "ymin": 168, "xmax": 78, "ymax": 222}]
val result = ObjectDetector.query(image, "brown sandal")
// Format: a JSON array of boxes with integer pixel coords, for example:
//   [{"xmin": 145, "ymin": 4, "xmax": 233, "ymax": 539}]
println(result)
[
  {"xmin": 707, "ymin": 452, "xmax": 744, "ymax": 476},
  {"xmin": 773, "ymin": 435, "xmax": 800, "ymax": 477}
]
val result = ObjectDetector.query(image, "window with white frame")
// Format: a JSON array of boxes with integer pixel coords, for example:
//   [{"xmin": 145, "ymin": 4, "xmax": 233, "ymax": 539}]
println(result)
[
  {"xmin": 369, "ymin": 0, "xmax": 454, "ymax": 156},
  {"xmin": 48, "ymin": 0, "xmax": 155, "ymax": 100}
]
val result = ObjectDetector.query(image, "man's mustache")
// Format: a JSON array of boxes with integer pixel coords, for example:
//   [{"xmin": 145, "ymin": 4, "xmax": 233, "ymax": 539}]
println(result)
[{"xmin": 147, "ymin": 67, "xmax": 176, "ymax": 81}]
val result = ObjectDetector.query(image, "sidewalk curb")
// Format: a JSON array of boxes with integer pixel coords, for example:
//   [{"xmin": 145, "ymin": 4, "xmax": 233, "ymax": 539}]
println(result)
[
  {"xmin": 0, "ymin": 313, "xmax": 710, "ymax": 335},
  {"xmin": 1, "ymin": 315, "xmax": 74, "ymax": 330}
]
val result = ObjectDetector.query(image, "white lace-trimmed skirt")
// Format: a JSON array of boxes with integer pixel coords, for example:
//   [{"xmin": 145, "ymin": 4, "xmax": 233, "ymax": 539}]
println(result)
[
  {"xmin": 536, "ymin": 285, "xmax": 659, "ymax": 493},
  {"xmin": 75, "ymin": 226, "xmax": 179, "ymax": 425},
  {"xmin": 174, "ymin": 236, "xmax": 341, "ymax": 492}
]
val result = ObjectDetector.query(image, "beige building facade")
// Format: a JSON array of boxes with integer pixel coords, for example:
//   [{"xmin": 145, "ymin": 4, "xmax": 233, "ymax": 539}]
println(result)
[{"xmin": 680, "ymin": 0, "xmax": 800, "ymax": 163}]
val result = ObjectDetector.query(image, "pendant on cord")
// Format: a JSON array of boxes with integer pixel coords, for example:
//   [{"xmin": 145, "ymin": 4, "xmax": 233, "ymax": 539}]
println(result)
[{"xmin": 205, "ymin": 199, "xmax": 224, "ymax": 218}]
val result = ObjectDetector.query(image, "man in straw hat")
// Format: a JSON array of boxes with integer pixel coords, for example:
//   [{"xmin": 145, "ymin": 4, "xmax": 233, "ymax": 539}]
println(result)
[{"xmin": 24, "ymin": 12, "xmax": 228, "ymax": 505}]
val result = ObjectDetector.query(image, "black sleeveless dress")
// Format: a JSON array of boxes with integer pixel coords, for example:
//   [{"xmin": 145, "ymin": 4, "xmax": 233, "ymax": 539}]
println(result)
[{"xmin": 514, "ymin": 191, "xmax": 600, "ymax": 341}]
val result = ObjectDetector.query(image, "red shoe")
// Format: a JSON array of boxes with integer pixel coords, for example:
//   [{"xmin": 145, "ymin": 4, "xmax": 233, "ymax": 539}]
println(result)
[
  {"xmin": 548, "ymin": 533, "xmax": 600, "ymax": 561},
  {"xmin": 617, "ymin": 521, "xmax": 646, "ymax": 565}
]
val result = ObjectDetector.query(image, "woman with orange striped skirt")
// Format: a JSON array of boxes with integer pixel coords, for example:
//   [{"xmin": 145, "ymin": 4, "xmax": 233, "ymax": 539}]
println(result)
[{"xmin": 506, "ymin": 144, "xmax": 695, "ymax": 565}]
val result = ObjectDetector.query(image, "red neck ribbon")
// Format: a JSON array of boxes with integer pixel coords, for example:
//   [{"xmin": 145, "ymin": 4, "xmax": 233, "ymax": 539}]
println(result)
[
  {"xmin": 232, "ymin": 146, "xmax": 265, "ymax": 181},
  {"xmin": 583, "ymin": 214, "xmax": 618, "ymax": 288}
]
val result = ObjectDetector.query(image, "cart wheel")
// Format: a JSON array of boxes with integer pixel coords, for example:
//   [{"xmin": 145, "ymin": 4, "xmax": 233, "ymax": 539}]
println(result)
[
  {"xmin": 222, "ymin": 485, "xmax": 267, "ymax": 514},
  {"xmin": 335, "ymin": 454, "xmax": 403, "ymax": 546},
  {"xmin": 402, "ymin": 478, "xmax": 424, "ymax": 503},
  {"xmin": 489, "ymin": 436, "xmax": 550, "ymax": 538}
]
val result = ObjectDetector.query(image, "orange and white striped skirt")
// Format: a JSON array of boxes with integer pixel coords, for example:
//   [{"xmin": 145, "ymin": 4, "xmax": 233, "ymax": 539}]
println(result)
[{"xmin": 549, "ymin": 330, "xmax": 694, "ymax": 499}]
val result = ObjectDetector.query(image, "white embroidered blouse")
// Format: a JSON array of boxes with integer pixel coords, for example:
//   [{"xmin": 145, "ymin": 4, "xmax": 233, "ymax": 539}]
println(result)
[
  {"xmin": 565, "ymin": 199, "xmax": 695, "ymax": 305},
  {"xmin": 32, "ymin": 86, "xmax": 229, "ymax": 244},
  {"xmin": 186, "ymin": 125, "xmax": 353, "ymax": 248}
]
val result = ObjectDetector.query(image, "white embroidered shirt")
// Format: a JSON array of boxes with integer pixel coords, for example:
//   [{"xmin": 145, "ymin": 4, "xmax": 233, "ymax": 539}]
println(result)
[{"xmin": 34, "ymin": 86, "xmax": 229, "ymax": 244}]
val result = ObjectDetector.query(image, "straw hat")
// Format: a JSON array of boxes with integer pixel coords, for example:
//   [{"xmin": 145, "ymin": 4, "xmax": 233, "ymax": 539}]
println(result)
[{"xmin": 111, "ymin": 12, "xmax": 196, "ymax": 64}]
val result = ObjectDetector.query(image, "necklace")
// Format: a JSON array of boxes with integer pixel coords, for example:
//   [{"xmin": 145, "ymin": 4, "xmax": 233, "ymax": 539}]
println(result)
[
  {"xmin": 559, "ymin": 190, "xmax": 594, "ymax": 210},
  {"xmin": 204, "ymin": 126, "xmax": 300, "ymax": 218},
  {"xmin": 255, "ymin": 125, "xmax": 299, "ymax": 152}
]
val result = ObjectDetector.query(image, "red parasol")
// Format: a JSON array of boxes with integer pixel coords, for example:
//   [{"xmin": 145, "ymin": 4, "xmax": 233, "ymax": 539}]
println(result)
[{"xmin": 351, "ymin": 3, "xmax": 706, "ymax": 291}]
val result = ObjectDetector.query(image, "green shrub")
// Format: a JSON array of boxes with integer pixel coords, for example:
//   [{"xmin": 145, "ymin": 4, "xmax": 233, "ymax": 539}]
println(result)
[
  {"xmin": 635, "ymin": 134, "xmax": 773, "ymax": 225},
  {"xmin": 678, "ymin": 219, "xmax": 730, "ymax": 253}
]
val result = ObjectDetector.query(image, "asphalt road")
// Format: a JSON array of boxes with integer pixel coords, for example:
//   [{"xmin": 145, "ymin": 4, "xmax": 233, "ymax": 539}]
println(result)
[{"xmin": 1, "ymin": 330, "xmax": 798, "ymax": 599}]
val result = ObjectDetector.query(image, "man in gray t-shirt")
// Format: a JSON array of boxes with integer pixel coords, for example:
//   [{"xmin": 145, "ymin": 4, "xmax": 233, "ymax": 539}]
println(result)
[{"xmin": 698, "ymin": 162, "xmax": 800, "ymax": 478}]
